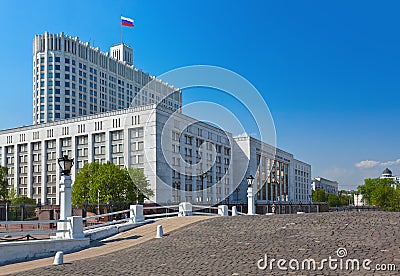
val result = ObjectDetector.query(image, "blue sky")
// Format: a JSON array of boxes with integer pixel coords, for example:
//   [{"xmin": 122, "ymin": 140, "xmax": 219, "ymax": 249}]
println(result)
[{"xmin": 0, "ymin": 0, "xmax": 399, "ymax": 190}]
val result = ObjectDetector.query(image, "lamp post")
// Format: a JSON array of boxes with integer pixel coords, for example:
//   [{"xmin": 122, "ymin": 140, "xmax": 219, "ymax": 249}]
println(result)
[
  {"xmin": 201, "ymin": 172, "xmax": 207, "ymax": 203},
  {"xmin": 97, "ymin": 189, "xmax": 100, "ymax": 215},
  {"xmin": 247, "ymin": 175, "xmax": 255, "ymax": 215},
  {"xmin": 57, "ymin": 155, "xmax": 74, "ymax": 238},
  {"xmin": 235, "ymin": 187, "xmax": 240, "ymax": 203},
  {"xmin": 57, "ymin": 155, "xmax": 74, "ymax": 220}
]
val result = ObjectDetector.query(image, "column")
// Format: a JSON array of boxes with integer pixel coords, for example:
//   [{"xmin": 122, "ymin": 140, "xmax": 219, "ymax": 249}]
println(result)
[
  {"xmin": 247, "ymin": 186, "xmax": 255, "ymax": 215},
  {"xmin": 105, "ymin": 131, "xmax": 111, "ymax": 162},
  {"xmin": 123, "ymin": 128, "xmax": 130, "ymax": 167},
  {"xmin": 27, "ymin": 142, "xmax": 33, "ymax": 198},
  {"xmin": 87, "ymin": 133, "xmax": 93, "ymax": 163},
  {"xmin": 71, "ymin": 136, "xmax": 77, "ymax": 178},
  {"xmin": 13, "ymin": 145, "xmax": 19, "ymax": 194},
  {"xmin": 41, "ymin": 141, "xmax": 47, "ymax": 205},
  {"xmin": 55, "ymin": 138, "xmax": 61, "ymax": 205}
]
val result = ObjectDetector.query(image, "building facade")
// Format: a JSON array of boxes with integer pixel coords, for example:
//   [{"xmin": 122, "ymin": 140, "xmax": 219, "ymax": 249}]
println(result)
[
  {"xmin": 312, "ymin": 177, "xmax": 338, "ymax": 195},
  {"xmin": 231, "ymin": 135, "xmax": 312, "ymax": 203},
  {"xmin": 0, "ymin": 104, "xmax": 235, "ymax": 205},
  {"xmin": 32, "ymin": 32, "xmax": 181, "ymax": 124},
  {"xmin": 0, "ymin": 104, "xmax": 312, "ymax": 205}
]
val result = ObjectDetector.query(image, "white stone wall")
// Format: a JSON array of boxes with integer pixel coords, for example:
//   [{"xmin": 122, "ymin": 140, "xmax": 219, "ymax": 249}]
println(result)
[{"xmin": 0, "ymin": 104, "xmax": 234, "ymax": 205}]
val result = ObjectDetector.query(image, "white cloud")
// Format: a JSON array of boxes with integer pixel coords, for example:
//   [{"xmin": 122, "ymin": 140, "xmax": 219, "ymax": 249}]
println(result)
[
  {"xmin": 355, "ymin": 159, "xmax": 400, "ymax": 169},
  {"xmin": 355, "ymin": 160, "xmax": 379, "ymax": 169}
]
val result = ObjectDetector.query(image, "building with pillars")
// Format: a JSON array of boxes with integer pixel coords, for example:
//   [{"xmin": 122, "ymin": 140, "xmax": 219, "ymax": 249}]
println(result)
[
  {"xmin": 231, "ymin": 135, "xmax": 312, "ymax": 203},
  {"xmin": 32, "ymin": 32, "xmax": 181, "ymax": 124}
]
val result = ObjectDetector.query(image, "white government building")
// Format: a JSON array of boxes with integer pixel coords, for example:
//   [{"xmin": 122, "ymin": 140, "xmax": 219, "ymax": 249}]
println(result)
[
  {"xmin": 0, "ymin": 32, "xmax": 312, "ymax": 206},
  {"xmin": 32, "ymin": 32, "xmax": 181, "ymax": 124},
  {"xmin": 311, "ymin": 177, "xmax": 338, "ymax": 195}
]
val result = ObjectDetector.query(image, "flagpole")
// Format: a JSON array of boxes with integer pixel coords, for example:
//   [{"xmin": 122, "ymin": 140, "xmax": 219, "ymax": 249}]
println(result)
[{"xmin": 120, "ymin": 14, "xmax": 122, "ymax": 44}]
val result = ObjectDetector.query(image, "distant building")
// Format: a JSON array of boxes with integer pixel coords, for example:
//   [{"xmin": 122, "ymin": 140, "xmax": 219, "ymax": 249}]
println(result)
[
  {"xmin": 379, "ymin": 168, "xmax": 400, "ymax": 187},
  {"xmin": 354, "ymin": 193, "xmax": 366, "ymax": 206},
  {"xmin": 311, "ymin": 177, "xmax": 338, "ymax": 195}
]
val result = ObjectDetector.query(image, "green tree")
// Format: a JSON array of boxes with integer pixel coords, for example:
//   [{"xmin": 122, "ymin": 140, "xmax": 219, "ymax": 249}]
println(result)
[
  {"xmin": 358, "ymin": 178, "xmax": 395, "ymax": 204},
  {"xmin": 312, "ymin": 189, "xmax": 327, "ymax": 202},
  {"xmin": 327, "ymin": 194, "xmax": 341, "ymax": 207},
  {"xmin": 72, "ymin": 162, "xmax": 154, "ymax": 206},
  {"xmin": 92, "ymin": 162, "xmax": 129, "ymax": 203},
  {"xmin": 370, "ymin": 183, "xmax": 398, "ymax": 211},
  {"xmin": 72, "ymin": 162, "xmax": 101, "ymax": 205},
  {"xmin": 127, "ymin": 168, "xmax": 154, "ymax": 203},
  {"xmin": 4, "ymin": 187, "xmax": 36, "ymax": 204},
  {"xmin": 357, "ymin": 178, "xmax": 398, "ymax": 211},
  {"xmin": 0, "ymin": 166, "xmax": 7, "ymax": 200},
  {"xmin": 11, "ymin": 195, "xmax": 36, "ymax": 205}
]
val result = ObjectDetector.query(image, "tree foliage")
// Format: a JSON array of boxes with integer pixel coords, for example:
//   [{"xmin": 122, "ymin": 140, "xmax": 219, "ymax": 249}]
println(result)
[
  {"xmin": 72, "ymin": 162, "xmax": 153, "ymax": 206},
  {"xmin": 312, "ymin": 189, "xmax": 327, "ymax": 202},
  {"xmin": 358, "ymin": 178, "xmax": 399, "ymax": 211},
  {"xmin": 312, "ymin": 189, "xmax": 352, "ymax": 207},
  {"xmin": 0, "ymin": 166, "xmax": 7, "ymax": 200},
  {"xmin": 128, "ymin": 168, "xmax": 154, "ymax": 203}
]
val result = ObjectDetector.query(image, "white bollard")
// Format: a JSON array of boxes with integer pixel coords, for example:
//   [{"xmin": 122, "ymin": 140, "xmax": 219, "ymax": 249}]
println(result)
[
  {"xmin": 53, "ymin": 251, "xmax": 64, "ymax": 265},
  {"xmin": 156, "ymin": 225, "xmax": 163, "ymax": 238},
  {"xmin": 232, "ymin": 206, "xmax": 238, "ymax": 216},
  {"xmin": 218, "ymin": 205, "xmax": 228, "ymax": 216}
]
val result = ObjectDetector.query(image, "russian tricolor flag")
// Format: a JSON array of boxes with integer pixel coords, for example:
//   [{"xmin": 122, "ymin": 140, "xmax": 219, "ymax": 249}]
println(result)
[{"xmin": 121, "ymin": 16, "xmax": 134, "ymax": 27}]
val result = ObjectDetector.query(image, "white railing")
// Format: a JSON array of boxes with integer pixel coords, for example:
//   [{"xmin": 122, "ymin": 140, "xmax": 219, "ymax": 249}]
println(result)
[
  {"xmin": 0, "ymin": 219, "xmax": 70, "ymax": 239},
  {"xmin": 191, "ymin": 205, "xmax": 220, "ymax": 216},
  {"xmin": 143, "ymin": 205, "xmax": 180, "ymax": 219},
  {"xmin": 82, "ymin": 205, "xmax": 181, "ymax": 230},
  {"xmin": 83, "ymin": 209, "xmax": 131, "ymax": 230}
]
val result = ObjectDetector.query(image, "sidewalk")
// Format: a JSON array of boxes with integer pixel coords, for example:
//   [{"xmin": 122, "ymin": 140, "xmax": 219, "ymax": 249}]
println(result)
[{"xmin": 0, "ymin": 216, "xmax": 214, "ymax": 275}]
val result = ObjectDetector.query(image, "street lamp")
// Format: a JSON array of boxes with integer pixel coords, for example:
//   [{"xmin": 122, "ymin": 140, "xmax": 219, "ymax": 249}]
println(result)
[
  {"xmin": 57, "ymin": 155, "xmax": 74, "ymax": 176},
  {"xmin": 57, "ymin": 155, "xmax": 74, "ymax": 238},
  {"xmin": 235, "ymin": 187, "xmax": 240, "ymax": 203},
  {"xmin": 201, "ymin": 172, "xmax": 207, "ymax": 202},
  {"xmin": 247, "ymin": 175, "xmax": 255, "ymax": 215},
  {"xmin": 247, "ymin": 175, "xmax": 255, "ymax": 187}
]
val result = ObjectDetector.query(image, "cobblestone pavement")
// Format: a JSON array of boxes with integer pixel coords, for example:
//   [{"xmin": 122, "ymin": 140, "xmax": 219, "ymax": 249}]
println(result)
[{"xmin": 9, "ymin": 212, "xmax": 400, "ymax": 275}]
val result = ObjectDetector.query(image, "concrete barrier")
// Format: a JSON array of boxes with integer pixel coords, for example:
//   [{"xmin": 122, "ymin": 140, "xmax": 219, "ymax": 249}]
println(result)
[
  {"xmin": 218, "ymin": 205, "xmax": 228, "ymax": 216},
  {"xmin": 178, "ymin": 202, "xmax": 193, "ymax": 216},
  {"xmin": 232, "ymin": 206, "xmax": 238, "ymax": 216},
  {"xmin": 130, "ymin": 205, "xmax": 144, "ymax": 222},
  {"xmin": 84, "ymin": 221, "xmax": 148, "ymax": 241},
  {"xmin": 0, "ymin": 238, "xmax": 89, "ymax": 265}
]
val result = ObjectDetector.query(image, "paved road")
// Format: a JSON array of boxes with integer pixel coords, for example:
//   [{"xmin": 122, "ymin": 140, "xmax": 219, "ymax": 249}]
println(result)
[
  {"xmin": 1, "ymin": 216, "xmax": 213, "ymax": 275},
  {"xmin": 7, "ymin": 212, "xmax": 400, "ymax": 275}
]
